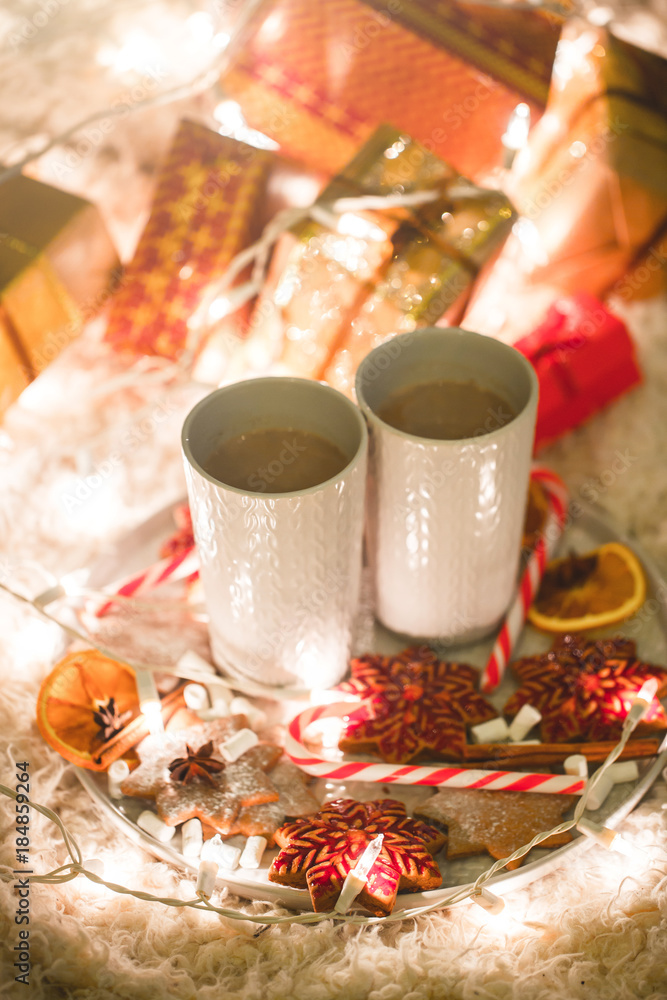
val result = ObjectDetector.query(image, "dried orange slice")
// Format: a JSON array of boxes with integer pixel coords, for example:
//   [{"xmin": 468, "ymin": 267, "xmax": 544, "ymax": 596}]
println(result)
[
  {"xmin": 528, "ymin": 542, "xmax": 646, "ymax": 633},
  {"xmin": 36, "ymin": 649, "xmax": 139, "ymax": 770}
]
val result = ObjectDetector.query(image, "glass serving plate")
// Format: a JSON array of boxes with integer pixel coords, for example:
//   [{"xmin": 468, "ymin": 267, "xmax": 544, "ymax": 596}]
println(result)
[{"xmin": 69, "ymin": 498, "xmax": 667, "ymax": 914}]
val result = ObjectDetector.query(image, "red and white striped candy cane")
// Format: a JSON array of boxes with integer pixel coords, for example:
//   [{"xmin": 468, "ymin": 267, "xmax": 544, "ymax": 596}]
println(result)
[
  {"xmin": 479, "ymin": 466, "xmax": 569, "ymax": 694},
  {"xmin": 95, "ymin": 545, "xmax": 198, "ymax": 617},
  {"xmin": 285, "ymin": 702, "xmax": 585, "ymax": 795}
]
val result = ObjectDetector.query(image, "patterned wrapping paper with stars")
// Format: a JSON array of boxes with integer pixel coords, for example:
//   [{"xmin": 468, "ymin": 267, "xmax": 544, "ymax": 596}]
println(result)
[{"xmin": 104, "ymin": 119, "xmax": 271, "ymax": 360}]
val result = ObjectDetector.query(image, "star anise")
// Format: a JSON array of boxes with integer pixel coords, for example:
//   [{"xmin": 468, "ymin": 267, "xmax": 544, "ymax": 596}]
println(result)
[
  {"xmin": 92, "ymin": 697, "xmax": 133, "ymax": 743},
  {"xmin": 168, "ymin": 741, "xmax": 225, "ymax": 785},
  {"xmin": 552, "ymin": 552, "xmax": 598, "ymax": 590}
]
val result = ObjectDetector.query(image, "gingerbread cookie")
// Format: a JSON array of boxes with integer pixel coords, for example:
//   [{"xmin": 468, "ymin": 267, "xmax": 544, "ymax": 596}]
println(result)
[
  {"xmin": 267, "ymin": 760, "xmax": 320, "ymax": 818},
  {"xmin": 505, "ymin": 633, "xmax": 667, "ymax": 742},
  {"xmin": 415, "ymin": 788, "xmax": 576, "ymax": 870},
  {"xmin": 269, "ymin": 798, "xmax": 445, "ymax": 915},
  {"xmin": 202, "ymin": 758, "xmax": 321, "ymax": 844},
  {"xmin": 338, "ymin": 647, "xmax": 498, "ymax": 763},
  {"xmin": 120, "ymin": 717, "xmax": 281, "ymax": 833}
]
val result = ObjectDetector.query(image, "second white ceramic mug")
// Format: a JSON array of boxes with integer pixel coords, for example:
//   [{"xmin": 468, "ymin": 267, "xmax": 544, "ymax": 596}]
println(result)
[
  {"xmin": 355, "ymin": 327, "xmax": 538, "ymax": 643},
  {"xmin": 182, "ymin": 377, "xmax": 367, "ymax": 689}
]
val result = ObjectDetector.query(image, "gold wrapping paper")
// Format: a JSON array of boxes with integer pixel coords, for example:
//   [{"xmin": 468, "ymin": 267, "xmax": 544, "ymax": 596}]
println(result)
[
  {"xmin": 0, "ymin": 175, "xmax": 119, "ymax": 417},
  {"xmin": 243, "ymin": 125, "xmax": 515, "ymax": 390},
  {"xmin": 465, "ymin": 21, "xmax": 667, "ymax": 339}
]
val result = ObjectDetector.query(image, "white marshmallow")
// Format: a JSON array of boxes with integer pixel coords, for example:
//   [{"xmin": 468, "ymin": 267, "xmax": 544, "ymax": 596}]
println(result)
[
  {"xmin": 219, "ymin": 728, "xmax": 258, "ymax": 762},
  {"xmin": 586, "ymin": 772, "xmax": 615, "ymax": 810},
  {"xmin": 215, "ymin": 843, "xmax": 242, "ymax": 871},
  {"xmin": 240, "ymin": 836, "xmax": 268, "ymax": 870},
  {"xmin": 177, "ymin": 649, "xmax": 217, "ymax": 676},
  {"xmin": 137, "ymin": 810, "xmax": 176, "ymax": 843},
  {"xmin": 606, "ymin": 761, "xmax": 640, "ymax": 785},
  {"xmin": 196, "ymin": 699, "xmax": 231, "ymax": 721},
  {"xmin": 181, "ymin": 817, "xmax": 203, "ymax": 857},
  {"xmin": 230, "ymin": 696, "xmax": 267, "ymax": 732},
  {"xmin": 564, "ymin": 754, "xmax": 589, "ymax": 778},
  {"xmin": 470, "ymin": 717, "xmax": 511, "ymax": 744},
  {"xmin": 508, "ymin": 704, "xmax": 542, "ymax": 742},
  {"xmin": 107, "ymin": 759, "xmax": 130, "ymax": 799},
  {"xmin": 183, "ymin": 683, "xmax": 209, "ymax": 711}
]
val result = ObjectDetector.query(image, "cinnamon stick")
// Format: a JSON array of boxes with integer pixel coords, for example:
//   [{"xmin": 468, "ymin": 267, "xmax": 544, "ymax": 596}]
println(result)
[
  {"xmin": 462, "ymin": 738, "xmax": 661, "ymax": 767},
  {"xmin": 92, "ymin": 685, "xmax": 192, "ymax": 769}
]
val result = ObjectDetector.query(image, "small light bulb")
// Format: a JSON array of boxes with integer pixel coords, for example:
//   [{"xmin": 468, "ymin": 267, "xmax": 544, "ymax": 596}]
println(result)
[
  {"xmin": 577, "ymin": 818, "xmax": 649, "ymax": 865},
  {"xmin": 141, "ymin": 699, "xmax": 164, "ymax": 737},
  {"xmin": 135, "ymin": 670, "xmax": 164, "ymax": 735},
  {"xmin": 84, "ymin": 858, "xmax": 105, "ymax": 878},
  {"xmin": 471, "ymin": 888, "xmax": 505, "ymax": 916},
  {"xmin": 624, "ymin": 678, "xmax": 660, "ymax": 731},
  {"xmin": 334, "ymin": 834, "xmax": 384, "ymax": 914},
  {"xmin": 635, "ymin": 678, "xmax": 659, "ymax": 708}
]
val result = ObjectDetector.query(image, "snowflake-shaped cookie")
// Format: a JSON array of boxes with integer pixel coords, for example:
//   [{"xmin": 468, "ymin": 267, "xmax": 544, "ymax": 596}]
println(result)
[
  {"xmin": 268, "ymin": 798, "xmax": 445, "ymax": 915},
  {"xmin": 338, "ymin": 647, "xmax": 498, "ymax": 763},
  {"xmin": 504, "ymin": 634, "xmax": 667, "ymax": 742}
]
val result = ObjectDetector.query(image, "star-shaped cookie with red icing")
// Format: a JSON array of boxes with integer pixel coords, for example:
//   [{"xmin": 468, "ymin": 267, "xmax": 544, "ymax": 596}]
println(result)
[
  {"xmin": 504, "ymin": 634, "xmax": 667, "ymax": 742},
  {"xmin": 337, "ymin": 647, "xmax": 498, "ymax": 763},
  {"xmin": 120, "ymin": 716, "xmax": 281, "ymax": 833},
  {"xmin": 415, "ymin": 788, "xmax": 576, "ymax": 870},
  {"xmin": 268, "ymin": 798, "xmax": 446, "ymax": 915}
]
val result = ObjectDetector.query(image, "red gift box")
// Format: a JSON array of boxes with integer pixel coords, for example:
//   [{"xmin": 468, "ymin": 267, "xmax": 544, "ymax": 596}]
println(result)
[{"xmin": 514, "ymin": 293, "xmax": 642, "ymax": 451}]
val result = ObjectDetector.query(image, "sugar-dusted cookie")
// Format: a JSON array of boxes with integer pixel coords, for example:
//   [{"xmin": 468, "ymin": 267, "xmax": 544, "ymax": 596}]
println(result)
[
  {"xmin": 415, "ymin": 788, "xmax": 576, "ymax": 870},
  {"xmin": 267, "ymin": 760, "xmax": 320, "ymax": 817},
  {"xmin": 505, "ymin": 633, "xmax": 667, "ymax": 743},
  {"xmin": 338, "ymin": 647, "xmax": 498, "ymax": 763},
  {"xmin": 120, "ymin": 717, "xmax": 281, "ymax": 834},
  {"xmin": 269, "ymin": 798, "xmax": 445, "ymax": 915},
  {"xmin": 201, "ymin": 758, "xmax": 321, "ymax": 844}
]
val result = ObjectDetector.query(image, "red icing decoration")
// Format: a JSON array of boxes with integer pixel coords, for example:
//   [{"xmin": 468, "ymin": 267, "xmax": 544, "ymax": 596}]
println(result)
[
  {"xmin": 504, "ymin": 634, "xmax": 667, "ymax": 742},
  {"xmin": 338, "ymin": 647, "xmax": 498, "ymax": 763},
  {"xmin": 268, "ymin": 798, "xmax": 445, "ymax": 915}
]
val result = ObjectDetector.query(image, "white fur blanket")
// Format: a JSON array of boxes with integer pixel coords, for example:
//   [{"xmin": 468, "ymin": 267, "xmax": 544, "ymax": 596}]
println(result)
[{"xmin": 1, "ymin": 0, "xmax": 667, "ymax": 991}]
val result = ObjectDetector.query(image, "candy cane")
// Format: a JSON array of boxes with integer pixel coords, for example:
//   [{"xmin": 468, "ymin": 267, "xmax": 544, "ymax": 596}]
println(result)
[
  {"xmin": 479, "ymin": 467, "xmax": 569, "ymax": 694},
  {"xmin": 95, "ymin": 545, "xmax": 198, "ymax": 617},
  {"xmin": 285, "ymin": 702, "xmax": 585, "ymax": 795}
]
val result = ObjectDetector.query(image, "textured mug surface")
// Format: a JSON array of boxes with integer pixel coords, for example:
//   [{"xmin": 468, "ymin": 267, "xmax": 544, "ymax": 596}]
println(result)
[
  {"xmin": 356, "ymin": 328, "xmax": 538, "ymax": 642},
  {"xmin": 182, "ymin": 377, "xmax": 367, "ymax": 689}
]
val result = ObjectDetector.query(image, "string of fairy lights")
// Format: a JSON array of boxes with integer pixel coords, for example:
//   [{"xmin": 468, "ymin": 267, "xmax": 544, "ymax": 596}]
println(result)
[
  {"xmin": 0, "ymin": 0, "xmax": 664, "ymax": 929},
  {"xmin": 0, "ymin": 568, "xmax": 662, "ymax": 926},
  {"xmin": 0, "ymin": 0, "xmax": 618, "ymax": 188}
]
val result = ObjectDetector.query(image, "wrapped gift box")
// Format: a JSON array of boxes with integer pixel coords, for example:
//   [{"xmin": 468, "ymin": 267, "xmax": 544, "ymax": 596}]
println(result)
[
  {"xmin": 220, "ymin": 0, "xmax": 560, "ymax": 180},
  {"xmin": 0, "ymin": 175, "xmax": 119, "ymax": 417},
  {"xmin": 239, "ymin": 124, "xmax": 515, "ymax": 391},
  {"xmin": 465, "ymin": 19, "xmax": 667, "ymax": 339},
  {"xmin": 514, "ymin": 293, "xmax": 642, "ymax": 450},
  {"xmin": 104, "ymin": 120, "xmax": 273, "ymax": 361}
]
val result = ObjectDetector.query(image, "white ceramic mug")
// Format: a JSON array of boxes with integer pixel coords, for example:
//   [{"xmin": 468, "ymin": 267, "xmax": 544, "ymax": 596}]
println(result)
[
  {"xmin": 355, "ymin": 328, "xmax": 538, "ymax": 643},
  {"xmin": 182, "ymin": 377, "xmax": 367, "ymax": 689}
]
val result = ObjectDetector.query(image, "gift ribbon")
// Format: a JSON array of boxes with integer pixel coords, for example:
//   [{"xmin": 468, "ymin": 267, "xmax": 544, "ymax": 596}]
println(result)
[
  {"xmin": 479, "ymin": 466, "xmax": 569, "ymax": 694},
  {"xmin": 284, "ymin": 700, "xmax": 585, "ymax": 795}
]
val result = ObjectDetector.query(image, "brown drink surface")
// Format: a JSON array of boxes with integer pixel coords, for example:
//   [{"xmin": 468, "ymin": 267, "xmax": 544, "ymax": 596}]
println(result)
[
  {"xmin": 376, "ymin": 379, "xmax": 516, "ymax": 440},
  {"xmin": 203, "ymin": 427, "xmax": 348, "ymax": 493}
]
